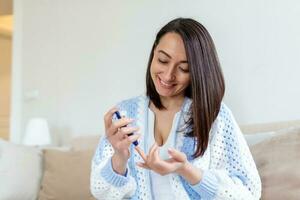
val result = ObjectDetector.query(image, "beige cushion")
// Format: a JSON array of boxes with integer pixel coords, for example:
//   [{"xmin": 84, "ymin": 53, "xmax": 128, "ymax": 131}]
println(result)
[
  {"xmin": 38, "ymin": 149, "xmax": 96, "ymax": 200},
  {"xmin": 250, "ymin": 128, "xmax": 300, "ymax": 199}
]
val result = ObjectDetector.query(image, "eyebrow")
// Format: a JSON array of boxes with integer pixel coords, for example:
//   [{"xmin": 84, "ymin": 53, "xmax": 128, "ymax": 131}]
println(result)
[{"xmin": 158, "ymin": 50, "xmax": 188, "ymax": 63}]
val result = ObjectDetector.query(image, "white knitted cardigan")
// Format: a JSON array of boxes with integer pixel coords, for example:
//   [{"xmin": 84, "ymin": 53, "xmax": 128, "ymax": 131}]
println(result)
[{"xmin": 90, "ymin": 95, "xmax": 261, "ymax": 200}]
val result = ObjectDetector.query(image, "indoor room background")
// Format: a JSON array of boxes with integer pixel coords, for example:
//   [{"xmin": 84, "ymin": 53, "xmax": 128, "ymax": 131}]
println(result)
[{"xmin": 3, "ymin": 0, "xmax": 300, "ymax": 145}]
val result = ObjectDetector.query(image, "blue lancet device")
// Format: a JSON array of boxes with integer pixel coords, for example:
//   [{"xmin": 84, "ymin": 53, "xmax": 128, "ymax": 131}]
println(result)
[{"xmin": 114, "ymin": 110, "xmax": 139, "ymax": 146}]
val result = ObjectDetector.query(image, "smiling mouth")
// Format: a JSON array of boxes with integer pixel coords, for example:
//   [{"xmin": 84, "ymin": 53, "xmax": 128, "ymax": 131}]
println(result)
[{"xmin": 158, "ymin": 76, "xmax": 176, "ymax": 88}]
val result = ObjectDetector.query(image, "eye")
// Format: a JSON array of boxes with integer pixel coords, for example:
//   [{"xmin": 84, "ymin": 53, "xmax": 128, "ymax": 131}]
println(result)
[
  {"xmin": 158, "ymin": 59, "xmax": 168, "ymax": 64},
  {"xmin": 179, "ymin": 66, "xmax": 189, "ymax": 73}
]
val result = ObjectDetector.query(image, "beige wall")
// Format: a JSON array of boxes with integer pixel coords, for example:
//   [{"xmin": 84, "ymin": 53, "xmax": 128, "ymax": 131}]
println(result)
[{"xmin": 0, "ymin": 34, "xmax": 11, "ymax": 140}]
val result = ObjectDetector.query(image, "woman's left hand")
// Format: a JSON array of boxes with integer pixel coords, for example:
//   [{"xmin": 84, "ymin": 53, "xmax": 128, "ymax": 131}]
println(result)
[{"xmin": 136, "ymin": 143, "xmax": 188, "ymax": 176}]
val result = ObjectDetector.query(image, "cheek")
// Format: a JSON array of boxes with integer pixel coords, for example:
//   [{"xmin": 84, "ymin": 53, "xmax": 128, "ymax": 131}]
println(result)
[
  {"xmin": 150, "ymin": 64, "xmax": 158, "ymax": 82},
  {"xmin": 150, "ymin": 62, "xmax": 162, "ymax": 76},
  {"xmin": 150, "ymin": 64, "xmax": 155, "ymax": 77},
  {"xmin": 179, "ymin": 74, "xmax": 190, "ymax": 85},
  {"xmin": 186, "ymin": 75, "xmax": 191, "ymax": 84}
]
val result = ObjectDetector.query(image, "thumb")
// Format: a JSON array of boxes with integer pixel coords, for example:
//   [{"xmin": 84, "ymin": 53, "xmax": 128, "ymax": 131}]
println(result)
[{"xmin": 167, "ymin": 148, "xmax": 186, "ymax": 162}]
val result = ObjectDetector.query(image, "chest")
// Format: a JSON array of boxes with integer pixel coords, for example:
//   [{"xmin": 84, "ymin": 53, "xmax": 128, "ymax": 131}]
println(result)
[
  {"xmin": 154, "ymin": 114, "xmax": 173, "ymax": 141},
  {"xmin": 153, "ymin": 111, "xmax": 178, "ymax": 146}
]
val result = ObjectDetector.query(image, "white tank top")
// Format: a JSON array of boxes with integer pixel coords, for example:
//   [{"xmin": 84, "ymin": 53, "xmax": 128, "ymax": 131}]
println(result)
[{"xmin": 147, "ymin": 108, "xmax": 182, "ymax": 200}]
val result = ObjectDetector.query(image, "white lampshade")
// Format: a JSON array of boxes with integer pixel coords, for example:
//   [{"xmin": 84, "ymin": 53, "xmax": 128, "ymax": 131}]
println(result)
[{"xmin": 23, "ymin": 118, "xmax": 52, "ymax": 146}]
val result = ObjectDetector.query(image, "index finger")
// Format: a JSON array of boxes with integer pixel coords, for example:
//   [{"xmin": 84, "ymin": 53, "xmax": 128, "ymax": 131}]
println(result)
[
  {"xmin": 135, "ymin": 146, "xmax": 147, "ymax": 161},
  {"xmin": 104, "ymin": 106, "xmax": 119, "ymax": 128}
]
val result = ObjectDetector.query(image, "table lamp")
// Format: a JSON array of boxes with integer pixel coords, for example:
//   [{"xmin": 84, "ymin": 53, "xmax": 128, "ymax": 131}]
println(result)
[{"xmin": 23, "ymin": 118, "xmax": 52, "ymax": 146}]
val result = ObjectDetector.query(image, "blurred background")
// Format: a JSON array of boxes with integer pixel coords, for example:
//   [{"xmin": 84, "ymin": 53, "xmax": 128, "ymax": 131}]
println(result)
[{"xmin": 1, "ymin": 0, "xmax": 300, "ymax": 146}]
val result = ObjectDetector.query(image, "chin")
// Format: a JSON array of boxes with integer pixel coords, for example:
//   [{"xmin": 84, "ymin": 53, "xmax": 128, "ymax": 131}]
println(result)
[{"xmin": 156, "ymin": 89, "xmax": 181, "ymax": 99}]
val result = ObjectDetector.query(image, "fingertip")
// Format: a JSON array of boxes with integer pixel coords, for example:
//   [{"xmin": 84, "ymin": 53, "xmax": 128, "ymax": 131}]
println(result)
[
  {"xmin": 129, "ymin": 118, "xmax": 135, "ymax": 122},
  {"xmin": 112, "ymin": 107, "xmax": 118, "ymax": 112},
  {"xmin": 135, "ymin": 133, "xmax": 141, "ymax": 139},
  {"xmin": 135, "ymin": 132, "xmax": 141, "ymax": 135},
  {"xmin": 136, "ymin": 162, "xmax": 144, "ymax": 167}
]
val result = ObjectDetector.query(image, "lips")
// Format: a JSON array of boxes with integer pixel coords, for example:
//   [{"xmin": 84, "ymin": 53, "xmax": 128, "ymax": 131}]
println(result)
[{"xmin": 157, "ymin": 76, "xmax": 176, "ymax": 89}]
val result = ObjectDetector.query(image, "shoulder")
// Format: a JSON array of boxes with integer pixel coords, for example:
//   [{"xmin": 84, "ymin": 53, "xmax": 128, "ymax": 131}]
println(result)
[
  {"xmin": 209, "ymin": 102, "xmax": 240, "ymax": 139},
  {"xmin": 115, "ymin": 94, "xmax": 148, "ymax": 117},
  {"xmin": 219, "ymin": 102, "xmax": 234, "ymax": 117},
  {"xmin": 116, "ymin": 94, "xmax": 147, "ymax": 108},
  {"xmin": 215, "ymin": 102, "xmax": 236, "ymax": 124}
]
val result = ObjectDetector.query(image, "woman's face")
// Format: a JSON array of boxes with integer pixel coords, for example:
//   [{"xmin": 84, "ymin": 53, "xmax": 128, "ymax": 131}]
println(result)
[{"xmin": 150, "ymin": 32, "xmax": 190, "ymax": 99}]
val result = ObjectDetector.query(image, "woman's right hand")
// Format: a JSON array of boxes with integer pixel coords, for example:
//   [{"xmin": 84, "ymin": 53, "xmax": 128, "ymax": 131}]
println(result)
[{"xmin": 104, "ymin": 107, "xmax": 140, "ymax": 174}]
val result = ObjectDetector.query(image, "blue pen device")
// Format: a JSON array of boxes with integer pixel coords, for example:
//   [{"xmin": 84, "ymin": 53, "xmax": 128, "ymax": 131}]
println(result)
[{"xmin": 114, "ymin": 110, "xmax": 139, "ymax": 146}]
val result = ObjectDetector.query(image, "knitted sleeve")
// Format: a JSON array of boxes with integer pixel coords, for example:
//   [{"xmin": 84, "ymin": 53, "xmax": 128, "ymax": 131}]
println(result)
[
  {"xmin": 190, "ymin": 103, "xmax": 262, "ymax": 200},
  {"xmin": 90, "ymin": 136, "xmax": 137, "ymax": 200}
]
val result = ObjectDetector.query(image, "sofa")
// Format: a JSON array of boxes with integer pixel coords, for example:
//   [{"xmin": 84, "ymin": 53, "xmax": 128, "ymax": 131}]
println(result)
[{"xmin": 0, "ymin": 120, "xmax": 300, "ymax": 200}]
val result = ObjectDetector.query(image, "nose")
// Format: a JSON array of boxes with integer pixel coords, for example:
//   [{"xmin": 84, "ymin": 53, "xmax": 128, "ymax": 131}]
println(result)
[{"xmin": 164, "ymin": 67, "xmax": 176, "ymax": 82}]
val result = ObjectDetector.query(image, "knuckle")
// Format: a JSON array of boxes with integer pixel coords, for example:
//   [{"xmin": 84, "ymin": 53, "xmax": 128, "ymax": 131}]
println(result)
[
  {"xmin": 118, "ymin": 128, "xmax": 124, "ymax": 134},
  {"xmin": 120, "ymin": 127, "xmax": 127, "ymax": 133},
  {"xmin": 126, "ymin": 136, "xmax": 132, "ymax": 142},
  {"xmin": 124, "ymin": 118, "xmax": 132, "ymax": 124}
]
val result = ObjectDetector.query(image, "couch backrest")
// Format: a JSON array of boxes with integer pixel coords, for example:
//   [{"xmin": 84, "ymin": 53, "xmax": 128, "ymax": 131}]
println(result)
[
  {"xmin": 240, "ymin": 120, "xmax": 300, "ymax": 134},
  {"xmin": 71, "ymin": 135, "xmax": 101, "ymax": 151}
]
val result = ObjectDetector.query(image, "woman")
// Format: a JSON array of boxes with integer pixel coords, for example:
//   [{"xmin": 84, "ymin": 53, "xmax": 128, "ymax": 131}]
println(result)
[{"xmin": 90, "ymin": 18, "xmax": 261, "ymax": 200}]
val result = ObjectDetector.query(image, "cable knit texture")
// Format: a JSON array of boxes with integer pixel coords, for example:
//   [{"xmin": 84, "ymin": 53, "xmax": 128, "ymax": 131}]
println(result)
[{"xmin": 90, "ymin": 95, "xmax": 261, "ymax": 200}]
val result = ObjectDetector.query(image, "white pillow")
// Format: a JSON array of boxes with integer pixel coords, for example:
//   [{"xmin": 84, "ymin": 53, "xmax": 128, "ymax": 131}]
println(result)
[{"xmin": 0, "ymin": 139, "xmax": 43, "ymax": 200}]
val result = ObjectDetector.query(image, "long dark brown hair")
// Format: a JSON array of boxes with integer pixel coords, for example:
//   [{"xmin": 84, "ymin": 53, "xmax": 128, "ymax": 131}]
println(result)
[{"xmin": 146, "ymin": 18, "xmax": 225, "ymax": 158}]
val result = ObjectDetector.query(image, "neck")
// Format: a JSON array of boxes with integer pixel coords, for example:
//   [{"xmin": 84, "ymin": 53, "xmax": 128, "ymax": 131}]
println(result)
[{"xmin": 159, "ymin": 95, "xmax": 185, "ymax": 111}]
